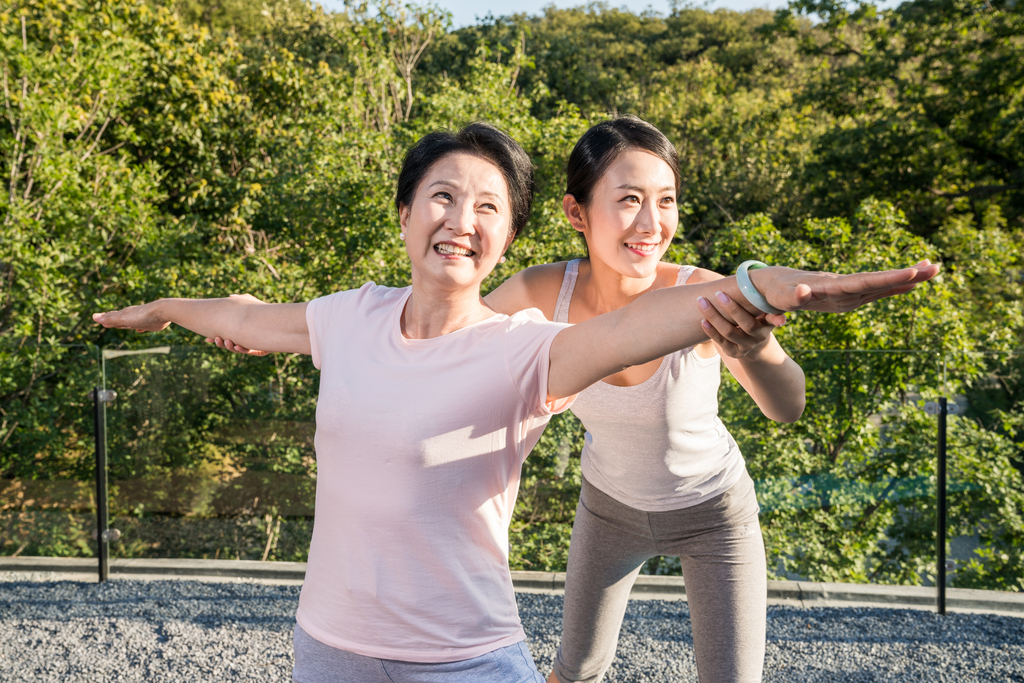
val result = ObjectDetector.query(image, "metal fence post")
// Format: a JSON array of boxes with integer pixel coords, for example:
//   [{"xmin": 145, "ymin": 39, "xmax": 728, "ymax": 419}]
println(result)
[
  {"xmin": 925, "ymin": 396, "xmax": 957, "ymax": 615},
  {"xmin": 92, "ymin": 387, "xmax": 118, "ymax": 582},
  {"xmin": 936, "ymin": 397, "xmax": 948, "ymax": 615}
]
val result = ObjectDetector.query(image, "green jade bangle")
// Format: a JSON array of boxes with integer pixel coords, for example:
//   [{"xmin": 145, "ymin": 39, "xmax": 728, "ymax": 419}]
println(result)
[{"xmin": 735, "ymin": 260, "xmax": 783, "ymax": 316}]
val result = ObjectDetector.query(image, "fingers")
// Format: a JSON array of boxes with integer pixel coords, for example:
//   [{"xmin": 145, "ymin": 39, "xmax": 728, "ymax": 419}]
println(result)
[
  {"xmin": 93, "ymin": 309, "xmax": 133, "ymax": 330},
  {"xmin": 698, "ymin": 293, "xmax": 774, "ymax": 356},
  {"xmin": 209, "ymin": 335, "xmax": 268, "ymax": 358},
  {"xmin": 700, "ymin": 318, "xmax": 729, "ymax": 348},
  {"xmin": 711, "ymin": 291, "xmax": 764, "ymax": 334}
]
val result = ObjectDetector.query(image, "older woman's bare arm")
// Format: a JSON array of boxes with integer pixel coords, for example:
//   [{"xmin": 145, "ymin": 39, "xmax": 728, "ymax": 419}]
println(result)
[
  {"xmin": 546, "ymin": 262, "xmax": 939, "ymax": 400},
  {"xmin": 93, "ymin": 295, "xmax": 310, "ymax": 355}
]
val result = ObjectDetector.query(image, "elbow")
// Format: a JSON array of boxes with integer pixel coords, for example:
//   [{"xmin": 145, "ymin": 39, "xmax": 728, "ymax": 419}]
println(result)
[
  {"xmin": 763, "ymin": 395, "xmax": 806, "ymax": 424},
  {"xmin": 777, "ymin": 404, "xmax": 805, "ymax": 424}
]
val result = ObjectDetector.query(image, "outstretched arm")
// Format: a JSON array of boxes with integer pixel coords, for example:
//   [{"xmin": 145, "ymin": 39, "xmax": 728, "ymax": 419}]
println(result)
[
  {"xmin": 92, "ymin": 294, "xmax": 310, "ymax": 355},
  {"xmin": 547, "ymin": 262, "xmax": 939, "ymax": 400}
]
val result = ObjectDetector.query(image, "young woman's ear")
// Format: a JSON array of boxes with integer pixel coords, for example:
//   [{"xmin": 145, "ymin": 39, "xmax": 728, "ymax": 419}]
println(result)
[{"xmin": 563, "ymin": 194, "xmax": 588, "ymax": 234}]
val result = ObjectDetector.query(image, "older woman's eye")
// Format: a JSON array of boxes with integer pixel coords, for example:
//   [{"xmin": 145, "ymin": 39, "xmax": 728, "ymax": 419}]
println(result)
[
  {"xmin": 480, "ymin": 203, "xmax": 498, "ymax": 212},
  {"xmin": 434, "ymin": 191, "xmax": 453, "ymax": 202}
]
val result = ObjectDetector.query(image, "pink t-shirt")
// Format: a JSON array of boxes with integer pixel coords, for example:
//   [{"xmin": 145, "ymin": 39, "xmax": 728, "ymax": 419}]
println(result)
[{"xmin": 297, "ymin": 282, "xmax": 572, "ymax": 663}]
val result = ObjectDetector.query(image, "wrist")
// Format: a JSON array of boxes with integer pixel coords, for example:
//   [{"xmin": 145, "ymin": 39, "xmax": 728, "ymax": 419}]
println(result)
[
  {"xmin": 736, "ymin": 262, "xmax": 783, "ymax": 315},
  {"xmin": 149, "ymin": 298, "xmax": 174, "ymax": 324}
]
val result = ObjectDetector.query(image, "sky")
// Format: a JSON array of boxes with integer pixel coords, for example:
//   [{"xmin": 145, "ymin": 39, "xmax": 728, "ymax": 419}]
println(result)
[{"xmin": 316, "ymin": 0, "xmax": 794, "ymax": 29}]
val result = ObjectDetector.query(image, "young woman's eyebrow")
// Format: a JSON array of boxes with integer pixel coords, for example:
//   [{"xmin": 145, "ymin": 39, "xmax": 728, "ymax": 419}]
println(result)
[{"xmin": 615, "ymin": 183, "xmax": 676, "ymax": 194}]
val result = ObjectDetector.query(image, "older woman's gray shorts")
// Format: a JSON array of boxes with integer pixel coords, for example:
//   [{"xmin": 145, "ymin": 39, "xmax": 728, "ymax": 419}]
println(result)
[{"xmin": 292, "ymin": 622, "xmax": 545, "ymax": 683}]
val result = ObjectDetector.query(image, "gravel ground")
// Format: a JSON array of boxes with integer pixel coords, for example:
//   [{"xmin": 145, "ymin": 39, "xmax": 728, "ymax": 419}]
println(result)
[{"xmin": 1, "ymin": 577, "xmax": 1022, "ymax": 682}]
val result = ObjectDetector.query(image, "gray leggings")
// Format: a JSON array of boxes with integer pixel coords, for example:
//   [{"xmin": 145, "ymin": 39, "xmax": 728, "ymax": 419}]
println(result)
[{"xmin": 552, "ymin": 474, "xmax": 767, "ymax": 683}]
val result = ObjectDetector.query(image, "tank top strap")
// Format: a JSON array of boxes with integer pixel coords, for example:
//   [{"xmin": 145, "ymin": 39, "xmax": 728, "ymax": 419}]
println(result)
[
  {"xmin": 675, "ymin": 264, "xmax": 697, "ymax": 286},
  {"xmin": 553, "ymin": 259, "xmax": 581, "ymax": 324}
]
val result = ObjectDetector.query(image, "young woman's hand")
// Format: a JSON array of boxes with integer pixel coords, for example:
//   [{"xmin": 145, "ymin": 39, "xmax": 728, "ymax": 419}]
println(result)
[
  {"xmin": 201, "ymin": 294, "xmax": 271, "ymax": 355},
  {"xmin": 697, "ymin": 292, "xmax": 781, "ymax": 359},
  {"xmin": 92, "ymin": 302, "xmax": 172, "ymax": 333},
  {"xmin": 205, "ymin": 335, "xmax": 270, "ymax": 356}
]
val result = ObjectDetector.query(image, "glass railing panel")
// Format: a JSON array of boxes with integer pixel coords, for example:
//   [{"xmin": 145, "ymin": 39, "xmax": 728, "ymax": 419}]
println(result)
[
  {"xmin": 1, "ymin": 344, "xmax": 99, "ymax": 559},
  {"xmin": 5, "ymin": 342, "xmax": 1021, "ymax": 597},
  {"xmin": 101, "ymin": 346, "xmax": 317, "ymax": 562}
]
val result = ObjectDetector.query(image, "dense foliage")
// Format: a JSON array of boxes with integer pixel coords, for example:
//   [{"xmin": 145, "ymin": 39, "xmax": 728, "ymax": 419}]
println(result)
[{"xmin": 1, "ymin": 0, "xmax": 1022, "ymax": 590}]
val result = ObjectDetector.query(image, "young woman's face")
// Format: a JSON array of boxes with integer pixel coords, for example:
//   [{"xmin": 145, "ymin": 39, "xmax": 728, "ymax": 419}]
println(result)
[
  {"xmin": 400, "ymin": 152, "xmax": 513, "ymax": 294},
  {"xmin": 568, "ymin": 149, "xmax": 678, "ymax": 278}
]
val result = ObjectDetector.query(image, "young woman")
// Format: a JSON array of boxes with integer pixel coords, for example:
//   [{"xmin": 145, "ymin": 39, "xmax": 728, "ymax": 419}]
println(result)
[
  {"xmin": 484, "ymin": 116, "xmax": 801, "ymax": 683},
  {"xmin": 96, "ymin": 122, "xmax": 937, "ymax": 682}
]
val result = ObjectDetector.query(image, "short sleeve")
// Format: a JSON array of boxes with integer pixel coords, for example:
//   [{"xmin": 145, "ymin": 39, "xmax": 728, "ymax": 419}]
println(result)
[
  {"xmin": 305, "ymin": 283, "xmax": 376, "ymax": 370},
  {"xmin": 505, "ymin": 309, "xmax": 575, "ymax": 416}
]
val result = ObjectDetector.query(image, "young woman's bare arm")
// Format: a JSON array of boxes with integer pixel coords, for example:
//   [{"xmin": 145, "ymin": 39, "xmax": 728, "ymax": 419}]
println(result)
[
  {"xmin": 546, "ymin": 263, "xmax": 939, "ymax": 400},
  {"xmin": 93, "ymin": 295, "xmax": 311, "ymax": 355},
  {"xmin": 686, "ymin": 268, "xmax": 805, "ymax": 423}
]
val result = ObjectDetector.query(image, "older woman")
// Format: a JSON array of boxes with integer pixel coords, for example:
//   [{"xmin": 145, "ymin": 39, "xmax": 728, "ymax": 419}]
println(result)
[{"xmin": 94, "ymin": 122, "xmax": 937, "ymax": 682}]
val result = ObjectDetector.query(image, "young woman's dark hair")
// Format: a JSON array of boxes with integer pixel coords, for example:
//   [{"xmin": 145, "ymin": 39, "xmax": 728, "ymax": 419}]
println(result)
[
  {"xmin": 565, "ymin": 115, "xmax": 680, "ymax": 206},
  {"xmin": 395, "ymin": 122, "xmax": 535, "ymax": 241}
]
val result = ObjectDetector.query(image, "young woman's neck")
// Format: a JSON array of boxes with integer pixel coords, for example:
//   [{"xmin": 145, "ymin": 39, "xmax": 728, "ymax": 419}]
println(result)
[
  {"xmin": 577, "ymin": 256, "xmax": 661, "ymax": 315},
  {"xmin": 402, "ymin": 281, "xmax": 492, "ymax": 339}
]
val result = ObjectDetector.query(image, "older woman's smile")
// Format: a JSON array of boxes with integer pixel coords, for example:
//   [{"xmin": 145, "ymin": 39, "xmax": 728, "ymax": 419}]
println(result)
[{"xmin": 434, "ymin": 242, "xmax": 476, "ymax": 258}]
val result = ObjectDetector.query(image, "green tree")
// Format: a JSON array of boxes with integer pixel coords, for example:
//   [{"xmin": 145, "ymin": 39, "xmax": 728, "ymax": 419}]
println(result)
[{"xmin": 771, "ymin": 0, "xmax": 1024, "ymax": 235}]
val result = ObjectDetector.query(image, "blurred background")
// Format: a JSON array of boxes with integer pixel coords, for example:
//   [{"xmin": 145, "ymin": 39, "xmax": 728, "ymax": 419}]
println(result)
[{"xmin": 1, "ymin": 0, "xmax": 1022, "ymax": 592}]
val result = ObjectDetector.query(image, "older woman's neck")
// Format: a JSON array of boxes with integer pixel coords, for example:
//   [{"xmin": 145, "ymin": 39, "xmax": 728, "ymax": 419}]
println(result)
[{"xmin": 401, "ymin": 286, "xmax": 494, "ymax": 340}]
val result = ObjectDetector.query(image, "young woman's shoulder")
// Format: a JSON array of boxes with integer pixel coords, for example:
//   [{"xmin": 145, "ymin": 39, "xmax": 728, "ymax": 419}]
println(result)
[
  {"xmin": 485, "ymin": 261, "xmax": 570, "ymax": 319},
  {"xmin": 679, "ymin": 266, "xmax": 725, "ymax": 285}
]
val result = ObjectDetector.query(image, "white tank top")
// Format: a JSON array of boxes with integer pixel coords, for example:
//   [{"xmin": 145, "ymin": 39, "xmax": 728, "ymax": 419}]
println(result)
[{"xmin": 555, "ymin": 260, "xmax": 747, "ymax": 511}]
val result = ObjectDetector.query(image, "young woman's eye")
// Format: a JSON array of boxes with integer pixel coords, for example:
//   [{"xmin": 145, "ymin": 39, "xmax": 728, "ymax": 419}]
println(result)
[
  {"xmin": 621, "ymin": 195, "xmax": 641, "ymax": 204},
  {"xmin": 661, "ymin": 196, "xmax": 676, "ymax": 206}
]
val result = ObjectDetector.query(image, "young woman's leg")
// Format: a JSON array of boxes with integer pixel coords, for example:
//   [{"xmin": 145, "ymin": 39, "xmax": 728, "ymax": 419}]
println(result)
[
  {"xmin": 653, "ymin": 474, "xmax": 767, "ymax": 683},
  {"xmin": 551, "ymin": 478, "xmax": 659, "ymax": 683}
]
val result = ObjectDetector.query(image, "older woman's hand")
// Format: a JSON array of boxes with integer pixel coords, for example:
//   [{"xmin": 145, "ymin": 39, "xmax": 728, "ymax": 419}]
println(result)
[
  {"xmin": 93, "ymin": 302, "xmax": 172, "ymax": 333},
  {"xmin": 697, "ymin": 292, "xmax": 781, "ymax": 359},
  {"xmin": 752, "ymin": 261, "xmax": 940, "ymax": 313}
]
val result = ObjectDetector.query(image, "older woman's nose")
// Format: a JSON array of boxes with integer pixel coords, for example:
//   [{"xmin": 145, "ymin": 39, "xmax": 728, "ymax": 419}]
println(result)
[{"xmin": 446, "ymin": 201, "xmax": 478, "ymax": 234}]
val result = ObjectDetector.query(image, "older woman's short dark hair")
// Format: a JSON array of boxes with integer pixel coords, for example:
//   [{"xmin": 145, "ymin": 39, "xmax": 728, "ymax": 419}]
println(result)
[
  {"xmin": 565, "ymin": 116, "xmax": 680, "ymax": 206},
  {"xmin": 395, "ymin": 122, "xmax": 535, "ymax": 242}
]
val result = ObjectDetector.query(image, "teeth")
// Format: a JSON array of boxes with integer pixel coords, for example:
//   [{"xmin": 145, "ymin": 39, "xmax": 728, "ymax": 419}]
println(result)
[
  {"xmin": 627, "ymin": 243, "xmax": 657, "ymax": 253},
  {"xmin": 435, "ymin": 243, "xmax": 473, "ymax": 256}
]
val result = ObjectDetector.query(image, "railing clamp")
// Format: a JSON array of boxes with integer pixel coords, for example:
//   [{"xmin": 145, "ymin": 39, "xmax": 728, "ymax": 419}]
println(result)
[
  {"xmin": 91, "ymin": 528, "xmax": 122, "ymax": 542},
  {"xmin": 924, "ymin": 401, "xmax": 958, "ymax": 415},
  {"xmin": 92, "ymin": 389, "xmax": 117, "ymax": 403}
]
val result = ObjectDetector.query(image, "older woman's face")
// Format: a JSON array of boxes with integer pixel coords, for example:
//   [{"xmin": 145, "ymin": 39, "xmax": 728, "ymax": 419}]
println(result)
[{"xmin": 400, "ymin": 152, "xmax": 513, "ymax": 294}]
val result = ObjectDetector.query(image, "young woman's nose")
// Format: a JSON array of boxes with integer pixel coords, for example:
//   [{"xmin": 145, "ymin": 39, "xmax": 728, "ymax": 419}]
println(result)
[{"xmin": 635, "ymin": 200, "xmax": 660, "ymax": 235}]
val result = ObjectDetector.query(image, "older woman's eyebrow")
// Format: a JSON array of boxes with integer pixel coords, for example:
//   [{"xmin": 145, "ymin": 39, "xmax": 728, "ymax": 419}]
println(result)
[
  {"xmin": 616, "ymin": 183, "xmax": 677, "ymax": 194},
  {"xmin": 428, "ymin": 180, "xmax": 505, "ymax": 203}
]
